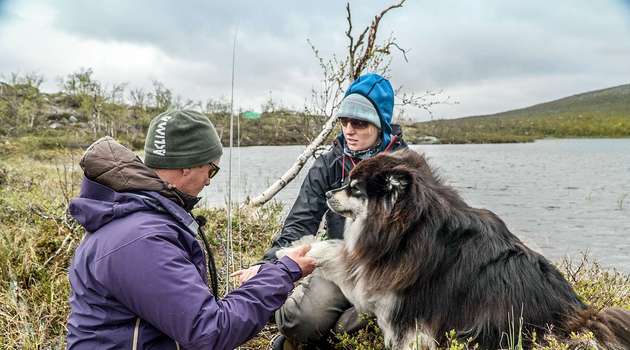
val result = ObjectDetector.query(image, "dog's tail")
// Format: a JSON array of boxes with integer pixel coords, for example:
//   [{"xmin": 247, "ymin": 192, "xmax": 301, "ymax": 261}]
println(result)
[
  {"xmin": 569, "ymin": 307, "xmax": 630, "ymax": 349},
  {"xmin": 598, "ymin": 308, "xmax": 630, "ymax": 347}
]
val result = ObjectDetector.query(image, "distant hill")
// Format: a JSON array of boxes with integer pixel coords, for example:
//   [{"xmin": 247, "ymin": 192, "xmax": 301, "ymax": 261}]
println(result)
[
  {"xmin": 3, "ymin": 71, "xmax": 629, "ymax": 151},
  {"xmin": 404, "ymin": 84, "xmax": 630, "ymax": 143}
]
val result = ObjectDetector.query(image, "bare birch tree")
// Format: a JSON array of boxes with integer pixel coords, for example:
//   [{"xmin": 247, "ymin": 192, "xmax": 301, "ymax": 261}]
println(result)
[
  {"xmin": 247, "ymin": 0, "xmax": 450, "ymax": 206},
  {"xmin": 246, "ymin": 1, "xmax": 408, "ymax": 206}
]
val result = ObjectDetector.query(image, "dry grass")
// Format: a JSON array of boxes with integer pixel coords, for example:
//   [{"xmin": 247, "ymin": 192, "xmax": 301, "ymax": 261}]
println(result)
[{"xmin": 0, "ymin": 151, "xmax": 628, "ymax": 349}]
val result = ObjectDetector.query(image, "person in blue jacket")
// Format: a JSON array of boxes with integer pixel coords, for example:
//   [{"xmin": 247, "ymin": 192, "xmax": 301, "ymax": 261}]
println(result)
[
  {"xmin": 233, "ymin": 73, "xmax": 408, "ymax": 349},
  {"xmin": 66, "ymin": 110, "xmax": 317, "ymax": 350}
]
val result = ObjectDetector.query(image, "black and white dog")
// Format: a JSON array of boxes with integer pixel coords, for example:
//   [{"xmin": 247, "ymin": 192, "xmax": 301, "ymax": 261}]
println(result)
[{"xmin": 286, "ymin": 150, "xmax": 630, "ymax": 349}]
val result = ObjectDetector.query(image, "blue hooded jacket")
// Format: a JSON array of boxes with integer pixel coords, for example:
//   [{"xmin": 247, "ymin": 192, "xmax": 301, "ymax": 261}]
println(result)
[{"xmin": 343, "ymin": 73, "xmax": 395, "ymax": 150}]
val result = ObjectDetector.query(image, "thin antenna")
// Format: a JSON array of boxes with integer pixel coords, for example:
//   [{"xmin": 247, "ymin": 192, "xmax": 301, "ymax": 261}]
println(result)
[
  {"xmin": 226, "ymin": 27, "xmax": 238, "ymax": 294},
  {"xmin": 237, "ymin": 90, "xmax": 243, "ymax": 269}
]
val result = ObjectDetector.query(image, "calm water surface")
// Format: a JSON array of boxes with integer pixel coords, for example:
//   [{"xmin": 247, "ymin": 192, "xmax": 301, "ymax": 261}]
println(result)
[{"xmin": 201, "ymin": 139, "xmax": 630, "ymax": 272}]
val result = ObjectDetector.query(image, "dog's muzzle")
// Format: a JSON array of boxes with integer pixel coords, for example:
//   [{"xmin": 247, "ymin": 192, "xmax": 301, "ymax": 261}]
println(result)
[
  {"xmin": 326, "ymin": 184, "xmax": 351, "ymax": 217},
  {"xmin": 326, "ymin": 184, "xmax": 348, "ymax": 199}
]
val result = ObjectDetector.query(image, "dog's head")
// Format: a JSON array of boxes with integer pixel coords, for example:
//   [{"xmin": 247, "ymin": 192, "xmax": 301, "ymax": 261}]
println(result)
[
  {"xmin": 326, "ymin": 150, "xmax": 450, "ymax": 291},
  {"xmin": 326, "ymin": 149, "xmax": 435, "ymax": 222},
  {"xmin": 325, "ymin": 177, "xmax": 370, "ymax": 220}
]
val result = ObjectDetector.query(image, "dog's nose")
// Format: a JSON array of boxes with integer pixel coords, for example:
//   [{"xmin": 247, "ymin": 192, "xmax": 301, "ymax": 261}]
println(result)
[{"xmin": 325, "ymin": 191, "xmax": 333, "ymax": 199}]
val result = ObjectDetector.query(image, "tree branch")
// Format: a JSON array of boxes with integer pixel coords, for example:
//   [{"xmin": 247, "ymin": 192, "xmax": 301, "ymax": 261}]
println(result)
[
  {"xmin": 246, "ymin": 0, "xmax": 409, "ymax": 207},
  {"xmin": 245, "ymin": 115, "xmax": 338, "ymax": 207},
  {"xmin": 353, "ymin": 0, "xmax": 406, "ymax": 79}
]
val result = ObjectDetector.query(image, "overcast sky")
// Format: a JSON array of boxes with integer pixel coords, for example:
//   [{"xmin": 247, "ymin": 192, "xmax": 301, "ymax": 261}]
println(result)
[{"xmin": 1, "ymin": 0, "xmax": 629, "ymax": 121}]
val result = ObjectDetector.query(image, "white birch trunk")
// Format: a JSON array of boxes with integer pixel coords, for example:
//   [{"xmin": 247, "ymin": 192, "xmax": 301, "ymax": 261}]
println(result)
[{"xmin": 245, "ymin": 114, "xmax": 337, "ymax": 207}]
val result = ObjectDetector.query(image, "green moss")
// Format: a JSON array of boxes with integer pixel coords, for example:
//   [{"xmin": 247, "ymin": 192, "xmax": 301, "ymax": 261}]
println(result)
[
  {"xmin": 405, "ymin": 84, "xmax": 630, "ymax": 144},
  {"xmin": 0, "ymin": 154, "xmax": 628, "ymax": 349}
]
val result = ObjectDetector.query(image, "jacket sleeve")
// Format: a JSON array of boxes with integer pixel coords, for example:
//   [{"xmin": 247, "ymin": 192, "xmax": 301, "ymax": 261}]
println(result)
[
  {"xmin": 93, "ymin": 233, "xmax": 302, "ymax": 350},
  {"xmin": 262, "ymin": 155, "xmax": 335, "ymax": 261}
]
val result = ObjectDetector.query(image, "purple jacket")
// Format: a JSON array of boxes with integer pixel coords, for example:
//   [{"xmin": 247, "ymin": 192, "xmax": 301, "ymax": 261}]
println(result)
[{"xmin": 66, "ymin": 177, "xmax": 301, "ymax": 350}]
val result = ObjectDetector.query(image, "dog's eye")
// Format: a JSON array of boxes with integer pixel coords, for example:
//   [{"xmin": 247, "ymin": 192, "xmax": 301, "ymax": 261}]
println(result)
[
  {"xmin": 351, "ymin": 187, "xmax": 362, "ymax": 197},
  {"xmin": 345, "ymin": 179, "xmax": 365, "ymax": 197},
  {"xmin": 348, "ymin": 182, "xmax": 364, "ymax": 197}
]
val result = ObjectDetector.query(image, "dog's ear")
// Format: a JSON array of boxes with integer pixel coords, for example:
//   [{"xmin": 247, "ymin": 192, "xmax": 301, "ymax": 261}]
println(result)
[
  {"xmin": 381, "ymin": 167, "xmax": 412, "ymax": 211},
  {"xmin": 387, "ymin": 165, "xmax": 413, "ymax": 191},
  {"xmin": 385, "ymin": 173, "xmax": 409, "ymax": 193}
]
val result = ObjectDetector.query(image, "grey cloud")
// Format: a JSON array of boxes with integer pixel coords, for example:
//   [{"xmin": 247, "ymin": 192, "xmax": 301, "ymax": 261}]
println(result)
[
  {"xmin": 2, "ymin": 0, "xmax": 629, "ymax": 119},
  {"xmin": 390, "ymin": 0, "xmax": 630, "ymax": 86},
  {"xmin": 50, "ymin": 1, "xmax": 343, "ymax": 56},
  {"xmin": 43, "ymin": 0, "xmax": 360, "ymax": 106}
]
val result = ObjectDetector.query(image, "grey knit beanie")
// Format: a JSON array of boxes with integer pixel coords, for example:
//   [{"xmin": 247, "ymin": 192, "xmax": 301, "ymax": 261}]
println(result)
[
  {"xmin": 336, "ymin": 93, "xmax": 381, "ymax": 129},
  {"xmin": 144, "ymin": 110, "xmax": 223, "ymax": 169}
]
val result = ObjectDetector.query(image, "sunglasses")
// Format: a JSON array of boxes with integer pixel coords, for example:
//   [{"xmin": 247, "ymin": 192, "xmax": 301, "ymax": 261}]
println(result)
[
  {"xmin": 208, "ymin": 162, "xmax": 220, "ymax": 179},
  {"xmin": 339, "ymin": 117, "xmax": 370, "ymax": 130}
]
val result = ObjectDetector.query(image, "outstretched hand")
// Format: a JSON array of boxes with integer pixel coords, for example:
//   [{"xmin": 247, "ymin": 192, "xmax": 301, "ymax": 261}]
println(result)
[
  {"xmin": 231, "ymin": 265, "xmax": 261, "ymax": 285},
  {"xmin": 285, "ymin": 244, "xmax": 317, "ymax": 277},
  {"xmin": 230, "ymin": 244, "xmax": 317, "ymax": 285}
]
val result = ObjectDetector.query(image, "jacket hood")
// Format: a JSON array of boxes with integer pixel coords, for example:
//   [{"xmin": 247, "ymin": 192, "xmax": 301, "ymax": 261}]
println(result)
[
  {"xmin": 69, "ymin": 137, "xmax": 200, "ymax": 232},
  {"xmin": 69, "ymin": 178, "xmax": 198, "ymax": 233},
  {"xmin": 343, "ymin": 73, "xmax": 395, "ymax": 149},
  {"xmin": 78, "ymin": 136, "xmax": 199, "ymax": 209},
  {"xmin": 69, "ymin": 179, "xmax": 152, "ymax": 232}
]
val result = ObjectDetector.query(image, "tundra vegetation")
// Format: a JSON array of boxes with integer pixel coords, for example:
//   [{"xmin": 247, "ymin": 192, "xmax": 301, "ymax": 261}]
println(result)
[
  {"xmin": 402, "ymin": 83, "xmax": 630, "ymax": 144},
  {"xmin": 2, "ymin": 0, "xmax": 629, "ymax": 347},
  {"xmin": 0, "ymin": 148, "xmax": 629, "ymax": 349},
  {"xmin": 1, "ymin": 71, "xmax": 629, "ymax": 154}
]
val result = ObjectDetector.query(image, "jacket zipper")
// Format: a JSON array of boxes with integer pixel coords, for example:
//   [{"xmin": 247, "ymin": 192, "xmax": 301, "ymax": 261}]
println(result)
[
  {"xmin": 132, "ymin": 317, "xmax": 141, "ymax": 350},
  {"xmin": 131, "ymin": 317, "xmax": 180, "ymax": 350}
]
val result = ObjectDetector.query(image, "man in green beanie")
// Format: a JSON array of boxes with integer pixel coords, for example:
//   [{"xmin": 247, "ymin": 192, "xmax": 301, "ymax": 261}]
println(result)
[
  {"xmin": 67, "ymin": 109, "xmax": 316, "ymax": 349},
  {"xmin": 143, "ymin": 109, "xmax": 224, "ymax": 204}
]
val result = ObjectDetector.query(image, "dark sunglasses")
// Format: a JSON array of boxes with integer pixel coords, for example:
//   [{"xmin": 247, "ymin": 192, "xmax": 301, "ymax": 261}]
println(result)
[
  {"xmin": 339, "ymin": 117, "xmax": 370, "ymax": 130},
  {"xmin": 208, "ymin": 162, "xmax": 220, "ymax": 179}
]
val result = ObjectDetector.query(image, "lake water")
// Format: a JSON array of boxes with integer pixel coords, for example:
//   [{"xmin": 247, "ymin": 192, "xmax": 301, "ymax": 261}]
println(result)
[{"xmin": 200, "ymin": 139, "xmax": 630, "ymax": 273}]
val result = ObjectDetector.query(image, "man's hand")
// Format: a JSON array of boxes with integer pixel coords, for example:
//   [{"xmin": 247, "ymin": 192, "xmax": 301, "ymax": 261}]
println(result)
[
  {"xmin": 285, "ymin": 244, "xmax": 317, "ymax": 277},
  {"xmin": 231, "ymin": 244, "xmax": 317, "ymax": 285},
  {"xmin": 231, "ymin": 265, "xmax": 261, "ymax": 285}
]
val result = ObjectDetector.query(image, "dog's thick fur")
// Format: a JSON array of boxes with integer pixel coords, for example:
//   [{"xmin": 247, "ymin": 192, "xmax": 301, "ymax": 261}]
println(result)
[{"xmin": 305, "ymin": 150, "xmax": 630, "ymax": 349}]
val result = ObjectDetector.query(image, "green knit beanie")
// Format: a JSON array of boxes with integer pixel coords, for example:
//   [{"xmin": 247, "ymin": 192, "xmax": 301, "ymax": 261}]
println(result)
[{"xmin": 144, "ymin": 110, "xmax": 223, "ymax": 169}]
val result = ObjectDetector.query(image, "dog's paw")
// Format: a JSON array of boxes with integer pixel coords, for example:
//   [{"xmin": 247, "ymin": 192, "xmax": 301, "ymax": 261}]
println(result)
[
  {"xmin": 307, "ymin": 240, "xmax": 344, "ymax": 266},
  {"xmin": 275, "ymin": 235, "xmax": 320, "ymax": 259}
]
